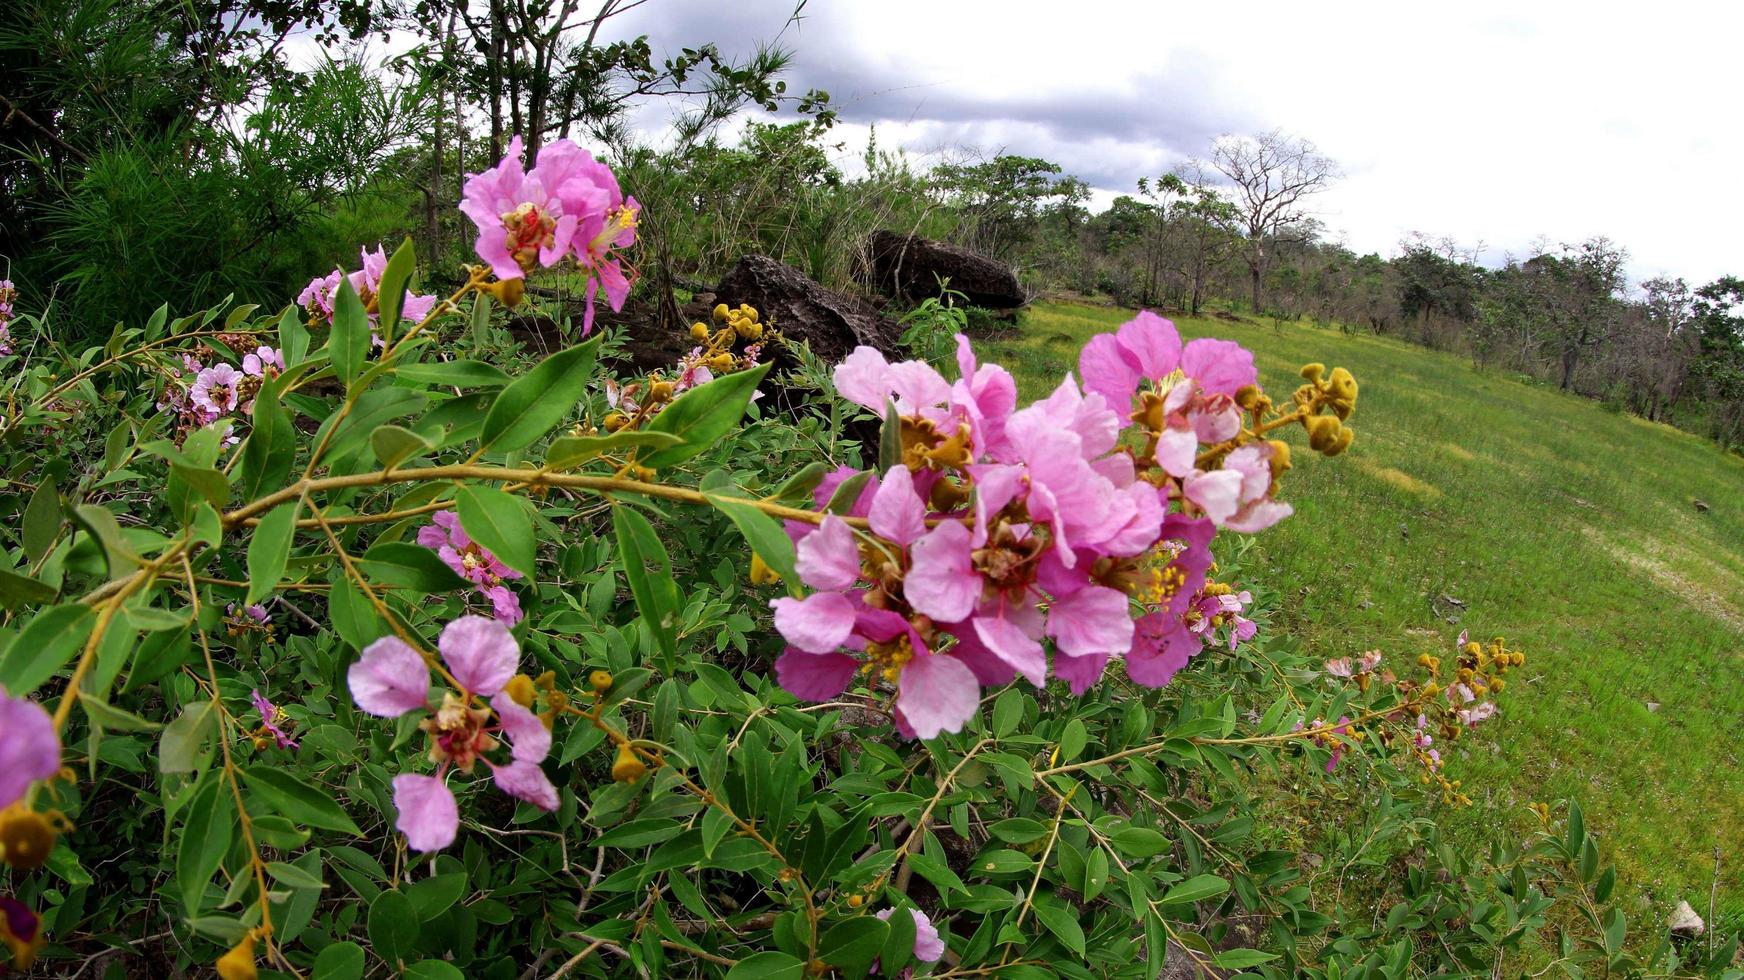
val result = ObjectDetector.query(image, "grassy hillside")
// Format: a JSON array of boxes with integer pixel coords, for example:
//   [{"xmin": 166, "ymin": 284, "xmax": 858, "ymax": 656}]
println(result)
[{"xmin": 985, "ymin": 299, "xmax": 1744, "ymax": 918}]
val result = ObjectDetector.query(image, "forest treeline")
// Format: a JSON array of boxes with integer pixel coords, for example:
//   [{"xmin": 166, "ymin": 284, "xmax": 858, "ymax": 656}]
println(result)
[{"xmin": 3, "ymin": 0, "xmax": 1741, "ymax": 450}]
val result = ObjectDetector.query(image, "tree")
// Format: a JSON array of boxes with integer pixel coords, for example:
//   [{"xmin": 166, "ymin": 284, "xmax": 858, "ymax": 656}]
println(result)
[
  {"xmin": 1211, "ymin": 130, "xmax": 1339, "ymax": 314},
  {"xmin": 1690, "ymin": 277, "xmax": 1744, "ymax": 447},
  {"xmin": 931, "ymin": 154, "xmax": 1081, "ymax": 261}
]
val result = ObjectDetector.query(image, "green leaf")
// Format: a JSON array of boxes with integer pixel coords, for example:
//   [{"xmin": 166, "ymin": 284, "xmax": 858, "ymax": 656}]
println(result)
[
  {"xmin": 368, "ymin": 890, "xmax": 420, "ymax": 965},
  {"xmin": 266, "ymin": 860, "xmax": 326, "ymax": 891},
  {"xmin": 818, "ymin": 917, "xmax": 888, "ymax": 970},
  {"xmin": 640, "ymin": 362, "xmax": 772, "ymax": 468},
  {"xmin": 770, "ymin": 460, "xmax": 830, "ymax": 503},
  {"xmin": 545, "ymin": 431, "xmax": 683, "ymax": 470},
  {"xmin": 1159, "ymin": 873, "xmax": 1229, "ymax": 905},
  {"xmin": 375, "ymin": 237, "xmax": 417, "ymax": 337},
  {"xmin": 907, "ymin": 851, "xmax": 968, "ymax": 896},
  {"xmin": 594, "ymin": 818, "xmax": 685, "ymax": 849},
  {"xmin": 178, "ymin": 776, "xmax": 235, "ymax": 913},
  {"xmin": 1110, "ymin": 825, "xmax": 1171, "ymax": 859},
  {"xmin": 822, "ymin": 471, "xmax": 872, "ymax": 514},
  {"xmin": 240, "ymin": 376, "xmax": 295, "ymax": 500},
  {"xmin": 358, "ymin": 541, "xmax": 470, "ymax": 592},
  {"xmin": 0, "ymin": 603, "xmax": 94, "ymax": 694},
  {"xmin": 403, "ymin": 962, "xmax": 465, "ymax": 980},
  {"xmin": 81, "ymin": 697, "xmax": 162, "ymax": 732},
  {"xmin": 0, "ymin": 566, "xmax": 57, "ymax": 609},
  {"xmin": 478, "ymin": 337, "xmax": 602, "ymax": 454},
  {"xmin": 612, "ymin": 506, "xmax": 678, "ymax": 669},
  {"xmin": 160, "ymin": 701, "xmax": 217, "ymax": 774},
  {"xmin": 724, "ymin": 951, "xmax": 805, "ymax": 980},
  {"xmin": 880, "ymin": 903, "xmax": 917, "ymax": 975},
  {"xmin": 988, "ymin": 818, "xmax": 1049, "ymax": 845},
  {"xmin": 1033, "ymin": 895, "xmax": 1086, "ymax": 957},
  {"xmin": 278, "ymin": 305, "xmax": 310, "ymax": 367},
  {"xmin": 241, "ymin": 767, "xmax": 362, "ymax": 835},
  {"xmin": 245, "ymin": 502, "xmax": 298, "ymax": 605},
  {"xmin": 455, "ymin": 485, "xmax": 536, "ymax": 578},
  {"xmin": 69, "ymin": 503, "xmax": 141, "ymax": 580},
  {"xmin": 310, "ymin": 941, "xmax": 366, "ymax": 980},
  {"xmin": 370, "ymin": 424, "xmax": 438, "ymax": 469},
  {"xmin": 1212, "ymin": 948, "xmax": 1279, "ymax": 968},
  {"xmin": 22, "ymin": 479, "xmax": 61, "ymax": 563},
  {"xmin": 395, "ymin": 359, "xmax": 511, "ymax": 388},
  {"xmin": 705, "ymin": 492, "xmax": 799, "ymax": 594},
  {"xmin": 405, "ymin": 872, "xmax": 467, "ymax": 920},
  {"xmin": 170, "ymin": 462, "xmax": 229, "ymax": 512},
  {"xmin": 331, "ymin": 275, "xmax": 370, "ymax": 384},
  {"xmin": 878, "ymin": 399, "xmax": 901, "ymax": 472}
]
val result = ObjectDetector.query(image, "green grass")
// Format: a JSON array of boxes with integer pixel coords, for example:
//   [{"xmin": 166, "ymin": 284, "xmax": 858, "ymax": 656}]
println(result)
[{"xmin": 986, "ymin": 300, "xmax": 1744, "ymax": 917}]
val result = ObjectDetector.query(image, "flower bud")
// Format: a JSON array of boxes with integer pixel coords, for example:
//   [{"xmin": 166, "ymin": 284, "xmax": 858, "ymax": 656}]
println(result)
[
  {"xmin": 1266, "ymin": 439, "xmax": 1292, "ymax": 478},
  {"xmin": 603, "ymin": 411, "xmax": 628, "ymax": 432},
  {"xmin": 712, "ymin": 303, "xmax": 730, "ymax": 323},
  {"xmin": 1305, "ymin": 414, "xmax": 1342, "ymax": 452},
  {"xmin": 486, "ymin": 277, "xmax": 526, "ymax": 308},
  {"xmin": 612, "ymin": 742, "xmax": 647, "ymax": 784},
  {"xmin": 650, "ymin": 380, "xmax": 675, "ymax": 402},
  {"xmin": 504, "ymin": 673, "xmax": 537, "ymax": 709},
  {"xmin": 1233, "ymin": 385, "xmax": 1262, "ymax": 410},
  {"xmin": 749, "ymin": 553, "xmax": 782, "ymax": 586},
  {"xmin": 690, "ymin": 322, "xmax": 710, "ymax": 341},
  {"xmin": 1300, "ymin": 363, "xmax": 1326, "ymax": 383},
  {"xmin": 0, "ymin": 807, "xmax": 57, "ymax": 872},
  {"xmin": 1326, "ymin": 426, "xmax": 1355, "ymax": 457},
  {"xmin": 589, "ymin": 670, "xmax": 614, "ymax": 693},
  {"xmin": 847, "ymin": 894, "xmax": 863, "ymax": 908},
  {"xmin": 215, "ymin": 929, "xmax": 259, "ymax": 980}
]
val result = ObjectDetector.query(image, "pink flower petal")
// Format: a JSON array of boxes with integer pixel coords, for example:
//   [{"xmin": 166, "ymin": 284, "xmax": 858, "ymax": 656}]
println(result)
[
  {"xmin": 1117, "ymin": 311, "xmax": 1182, "ymax": 380},
  {"xmin": 0, "ymin": 690, "xmax": 60, "ymax": 810},
  {"xmin": 1045, "ymin": 584, "xmax": 1134, "ymax": 658},
  {"xmin": 895, "ymin": 650, "xmax": 981, "ymax": 740},
  {"xmin": 1053, "ymin": 651, "xmax": 1110, "ymax": 695},
  {"xmin": 906, "ymin": 521, "xmax": 981, "ymax": 623},
  {"xmin": 1126, "ymin": 613, "xmax": 1197, "ymax": 688},
  {"xmin": 771, "ymin": 592, "xmax": 857, "ymax": 653},
  {"xmin": 491, "ymin": 693, "xmax": 551, "ymax": 763},
  {"xmin": 1183, "ymin": 469, "xmax": 1245, "ymax": 525},
  {"xmin": 491, "ymin": 760, "xmax": 559, "ymax": 811},
  {"xmin": 1181, "ymin": 338, "xmax": 1257, "ymax": 396},
  {"xmin": 877, "ymin": 908, "xmax": 946, "ymax": 963},
  {"xmin": 973, "ymin": 614, "xmax": 1047, "ymax": 687},
  {"xmin": 796, "ymin": 516, "xmax": 861, "ymax": 591},
  {"xmin": 868, "ymin": 465, "xmax": 927, "ymax": 546},
  {"xmin": 1078, "ymin": 331, "xmax": 1141, "ymax": 408},
  {"xmin": 438, "ymin": 615, "xmax": 519, "ymax": 696},
  {"xmin": 833, "ymin": 347, "xmax": 892, "ymax": 412},
  {"xmin": 1155, "ymin": 426, "xmax": 1199, "ymax": 478},
  {"xmin": 775, "ymin": 649, "xmax": 859, "ymax": 701},
  {"xmin": 347, "ymin": 637, "xmax": 431, "ymax": 717},
  {"xmin": 393, "ymin": 773, "xmax": 459, "ymax": 852}
]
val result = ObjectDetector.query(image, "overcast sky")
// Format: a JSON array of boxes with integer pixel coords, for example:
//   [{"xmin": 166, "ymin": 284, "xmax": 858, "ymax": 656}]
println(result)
[{"xmin": 590, "ymin": 0, "xmax": 1742, "ymax": 287}]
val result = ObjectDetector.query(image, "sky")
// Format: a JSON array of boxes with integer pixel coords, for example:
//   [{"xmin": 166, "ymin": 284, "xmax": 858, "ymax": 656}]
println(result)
[{"xmin": 587, "ymin": 0, "xmax": 1744, "ymax": 287}]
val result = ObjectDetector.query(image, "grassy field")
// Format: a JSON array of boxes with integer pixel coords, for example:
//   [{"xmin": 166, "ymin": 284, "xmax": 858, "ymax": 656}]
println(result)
[{"xmin": 985, "ymin": 299, "xmax": 1744, "ymax": 921}]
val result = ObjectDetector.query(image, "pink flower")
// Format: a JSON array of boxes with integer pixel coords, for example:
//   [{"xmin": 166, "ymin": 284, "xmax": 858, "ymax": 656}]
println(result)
[
  {"xmin": 189, "ymin": 364, "xmax": 243, "ymax": 420},
  {"xmin": 242, "ymin": 347, "xmax": 284, "ymax": 377},
  {"xmin": 298, "ymin": 270, "xmax": 342, "ymax": 321},
  {"xmin": 250, "ymin": 688, "xmax": 299, "ymax": 750},
  {"xmin": 418, "ymin": 510, "xmax": 524, "ymax": 625},
  {"xmin": 0, "ymin": 687, "xmax": 60, "ymax": 810},
  {"xmin": 0, "ymin": 896, "xmax": 42, "ymax": 971},
  {"xmin": 459, "ymin": 136, "xmax": 638, "ymax": 334},
  {"xmin": 347, "ymin": 245, "xmax": 442, "ymax": 336},
  {"xmin": 1180, "ymin": 337, "xmax": 1257, "ymax": 396},
  {"xmin": 1077, "ymin": 310, "xmax": 1182, "ymax": 409},
  {"xmin": 349, "ymin": 617, "xmax": 555, "ymax": 852},
  {"xmin": 875, "ymin": 907, "xmax": 946, "ymax": 974}
]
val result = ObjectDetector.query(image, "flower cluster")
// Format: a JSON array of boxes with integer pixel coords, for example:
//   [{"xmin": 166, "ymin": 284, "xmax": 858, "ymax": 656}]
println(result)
[
  {"xmin": 771, "ymin": 312, "xmax": 1359, "ymax": 738},
  {"xmin": 0, "ymin": 278, "xmax": 15, "ymax": 355},
  {"xmin": 297, "ymin": 245, "xmax": 441, "ymax": 348},
  {"xmin": 460, "ymin": 136, "xmax": 639, "ymax": 334},
  {"xmin": 602, "ymin": 302, "xmax": 770, "ymax": 432},
  {"xmin": 1321, "ymin": 632, "xmax": 1527, "ymax": 804},
  {"xmin": 0, "ymin": 687, "xmax": 61, "ymax": 969},
  {"xmin": 159, "ymin": 340, "xmax": 285, "ymax": 439},
  {"xmin": 419, "ymin": 510, "xmax": 524, "ymax": 625},
  {"xmin": 250, "ymin": 689, "xmax": 299, "ymax": 751},
  {"xmin": 347, "ymin": 616, "xmax": 557, "ymax": 852}
]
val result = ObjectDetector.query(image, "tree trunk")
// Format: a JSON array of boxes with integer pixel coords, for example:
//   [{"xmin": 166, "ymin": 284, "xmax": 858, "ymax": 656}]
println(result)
[{"xmin": 1249, "ymin": 262, "xmax": 1263, "ymax": 314}]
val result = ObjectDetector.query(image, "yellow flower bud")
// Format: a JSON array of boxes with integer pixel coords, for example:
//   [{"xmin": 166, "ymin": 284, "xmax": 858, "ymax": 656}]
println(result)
[
  {"xmin": 215, "ymin": 930, "xmax": 259, "ymax": 980},
  {"xmin": 1300, "ymin": 363, "xmax": 1326, "ymax": 383},
  {"xmin": 486, "ymin": 277, "xmax": 526, "ymax": 308},
  {"xmin": 1326, "ymin": 426, "xmax": 1355, "ymax": 457},
  {"xmin": 589, "ymin": 670, "xmax": 614, "ymax": 693},
  {"xmin": 1305, "ymin": 414, "xmax": 1342, "ymax": 452},
  {"xmin": 1266, "ymin": 439, "xmax": 1292, "ymax": 478},
  {"xmin": 708, "ymin": 353, "xmax": 735, "ymax": 371},
  {"xmin": 0, "ymin": 806, "xmax": 57, "ymax": 872},
  {"xmin": 847, "ymin": 894, "xmax": 863, "ymax": 908},
  {"xmin": 1233, "ymin": 385, "xmax": 1262, "ymax": 410},
  {"xmin": 749, "ymin": 553, "xmax": 782, "ymax": 586},
  {"xmin": 650, "ymin": 380, "xmax": 675, "ymax": 402},
  {"xmin": 504, "ymin": 673, "xmax": 537, "ymax": 709},
  {"xmin": 603, "ymin": 411, "xmax": 628, "ymax": 432},
  {"xmin": 612, "ymin": 742, "xmax": 648, "ymax": 784},
  {"xmin": 712, "ymin": 303, "xmax": 730, "ymax": 323},
  {"xmin": 690, "ymin": 322, "xmax": 710, "ymax": 341}
]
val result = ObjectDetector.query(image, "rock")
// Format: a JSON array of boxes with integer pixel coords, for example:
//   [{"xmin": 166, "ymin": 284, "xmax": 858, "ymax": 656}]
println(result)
[
  {"xmin": 1693, "ymin": 499, "xmax": 1710, "ymax": 512},
  {"xmin": 716, "ymin": 254, "xmax": 905, "ymax": 367},
  {"xmin": 1645, "ymin": 701, "xmax": 1660, "ymax": 713},
  {"xmin": 1669, "ymin": 900, "xmax": 1705, "ymax": 937},
  {"xmin": 861, "ymin": 231, "xmax": 1027, "ymax": 310}
]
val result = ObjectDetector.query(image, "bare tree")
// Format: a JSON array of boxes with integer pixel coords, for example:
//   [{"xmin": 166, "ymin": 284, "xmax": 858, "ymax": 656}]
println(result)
[{"xmin": 1211, "ymin": 130, "xmax": 1339, "ymax": 313}]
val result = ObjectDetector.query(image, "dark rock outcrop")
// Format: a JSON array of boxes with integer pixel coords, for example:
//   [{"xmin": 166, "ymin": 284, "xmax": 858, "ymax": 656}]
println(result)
[
  {"xmin": 715, "ymin": 254, "xmax": 905, "ymax": 366},
  {"xmin": 862, "ymin": 231, "xmax": 1026, "ymax": 310}
]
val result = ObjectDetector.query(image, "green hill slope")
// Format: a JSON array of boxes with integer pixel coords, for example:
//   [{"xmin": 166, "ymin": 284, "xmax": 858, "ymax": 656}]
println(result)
[{"xmin": 984, "ymin": 300, "xmax": 1744, "ymax": 917}]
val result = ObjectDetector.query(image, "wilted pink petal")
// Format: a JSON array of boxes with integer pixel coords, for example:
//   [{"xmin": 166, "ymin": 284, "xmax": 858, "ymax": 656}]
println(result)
[
  {"xmin": 393, "ymin": 773, "xmax": 459, "ymax": 852},
  {"xmin": 439, "ymin": 616, "xmax": 519, "ymax": 696},
  {"xmin": 906, "ymin": 521, "xmax": 981, "ymax": 623},
  {"xmin": 775, "ymin": 649, "xmax": 859, "ymax": 701},
  {"xmin": 491, "ymin": 760, "xmax": 559, "ymax": 811},
  {"xmin": 895, "ymin": 650, "xmax": 980, "ymax": 740},
  {"xmin": 0, "ymin": 688, "xmax": 60, "ymax": 810},
  {"xmin": 771, "ymin": 592, "xmax": 857, "ymax": 653},
  {"xmin": 876, "ymin": 907, "xmax": 946, "ymax": 963},
  {"xmin": 347, "ymin": 637, "xmax": 431, "ymax": 717}
]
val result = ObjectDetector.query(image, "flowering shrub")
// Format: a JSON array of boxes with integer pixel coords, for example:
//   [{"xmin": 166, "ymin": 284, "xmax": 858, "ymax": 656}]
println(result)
[{"xmin": 0, "ymin": 140, "xmax": 1729, "ymax": 979}]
